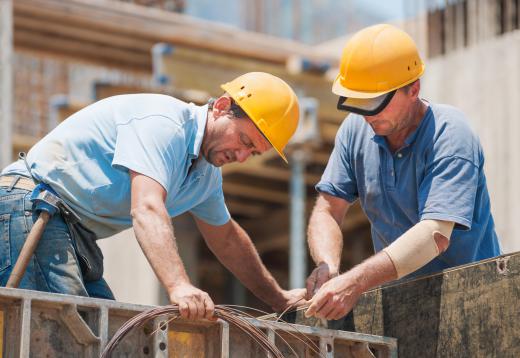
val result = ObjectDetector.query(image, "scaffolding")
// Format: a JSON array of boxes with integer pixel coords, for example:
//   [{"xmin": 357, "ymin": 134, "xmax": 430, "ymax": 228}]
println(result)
[{"xmin": 0, "ymin": 287, "xmax": 397, "ymax": 357}]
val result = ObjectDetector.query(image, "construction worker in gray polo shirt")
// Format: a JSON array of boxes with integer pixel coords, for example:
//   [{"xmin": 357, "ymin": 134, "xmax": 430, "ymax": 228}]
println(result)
[{"xmin": 305, "ymin": 24, "xmax": 501, "ymax": 320}]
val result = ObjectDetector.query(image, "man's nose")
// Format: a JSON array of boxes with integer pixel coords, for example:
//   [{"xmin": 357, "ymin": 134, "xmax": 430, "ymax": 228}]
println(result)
[{"xmin": 235, "ymin": 149, "xmax": 251, "ymax": 163}]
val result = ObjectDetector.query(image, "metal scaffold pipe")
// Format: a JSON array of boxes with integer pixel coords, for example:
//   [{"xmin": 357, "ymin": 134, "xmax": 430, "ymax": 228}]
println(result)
[
  {"xmin": 290, "ymin": 149, "xmax": 307, "ymax": 289},
  {"xmin": 0, "ymin": 0, "xmax": 13, "ymax": 167},
  {"xmin": 289, "ymin": 96, "xmax": 319, "ymax": 290}
]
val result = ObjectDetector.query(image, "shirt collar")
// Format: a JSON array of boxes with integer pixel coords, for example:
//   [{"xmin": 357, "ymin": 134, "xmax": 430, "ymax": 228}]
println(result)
[
  {"xmin": 188, "ymin": 103, "xmax": 208, "ymax": 159},
  {"xmin": 403, "ymin": 105, "xmax": 432, "ymax": 147}
]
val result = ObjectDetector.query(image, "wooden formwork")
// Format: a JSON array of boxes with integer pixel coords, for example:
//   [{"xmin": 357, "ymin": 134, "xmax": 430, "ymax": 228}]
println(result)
[
  {"xmin": 0, "ymin": 287, "xmax": 397, "ymax": 357},
  {"xmin": 299, "ymin": 252, "xmax": 520, "ymax": 357}
]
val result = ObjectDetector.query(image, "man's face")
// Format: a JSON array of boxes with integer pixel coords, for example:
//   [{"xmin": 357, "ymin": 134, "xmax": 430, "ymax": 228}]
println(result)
[
  {"xmin": 362, "ymin": 85, "xmax": 418, "ymax": 136},
  {"xmin": 202, "ymin": 98, "xmax": 271, "ymax": 167}
]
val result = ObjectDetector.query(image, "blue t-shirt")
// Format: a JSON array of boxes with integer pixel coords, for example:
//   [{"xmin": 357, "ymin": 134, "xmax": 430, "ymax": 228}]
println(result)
[
  {"xmin": 316, "ymin": 103, "xmax": 501, "ymax": 277},
  {"xmin": 2, "ymin": 94, "xmax": 230, "ymax": 238}
]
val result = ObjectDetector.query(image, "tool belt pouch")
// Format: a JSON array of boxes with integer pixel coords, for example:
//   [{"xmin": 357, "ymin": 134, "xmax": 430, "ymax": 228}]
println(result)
[
  {"xmin": 67, "ymin": 221, "xmax": 104, "ymax": 282},
  {"xmin": 31, "ymin": 182, "xmax": 104, "ymax": 282}
]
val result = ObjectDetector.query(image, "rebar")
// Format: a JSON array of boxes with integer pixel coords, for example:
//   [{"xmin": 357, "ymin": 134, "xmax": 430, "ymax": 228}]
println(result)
[{"xmin": 101, "ymin": 305, "xmax": 286, "ymax": 357}]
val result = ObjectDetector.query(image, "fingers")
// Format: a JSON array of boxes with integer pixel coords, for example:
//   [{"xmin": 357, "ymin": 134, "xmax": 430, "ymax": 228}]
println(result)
[
  {"xmin": 306, "ymin": 264, "xmax": 335, "ymax": 300},
  {"xmin": 195, "ymin": 298, "xmax": 205, "ymax": 320},
  {"xmin": 325, "ymin": 299, "xmax": 354, "ymax": 321},
  {"xmin": 170, "ymin": 285, "xmax": 215, "ymax": 320},
  {"xmin": 306, "ymin": 293, "xmax": 343, "ymax": 320},
  {"xmin": 305, "ymin": 292, "xmax": 356, "ymax": 320},
  {"xmin": 305, "ymin": 291, "xmax": 329, "ymax": 318},
  {"xmin": 187, "ymin": 300, "xmax": 199, "ymax": 320},
  {"xmin": 203, "ymin": 295, "xmax": 216, "ymax": 321},
  {"xmin": 306, "ymin": 270, "xmax": 318, "ymax": 300},
  {"xmin": 178, "ymin": 301, "xmax": 190, "ymax": 319},
  {"xmin": 330, "ymin": 304, "xmax": 350, "ymax": 321},
  {"xmin": 316, "ymin": 267, "xmax": 331, "ymax": 290},
  {"xmin": 291, "ymin": 288, "xmax": 308, "ymax": 306}
]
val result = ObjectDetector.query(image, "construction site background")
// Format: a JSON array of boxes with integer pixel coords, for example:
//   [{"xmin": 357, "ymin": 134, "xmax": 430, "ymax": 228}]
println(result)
[{"xmin": 0, "ymin": 0, "xmax": 518, "ymax": 309}]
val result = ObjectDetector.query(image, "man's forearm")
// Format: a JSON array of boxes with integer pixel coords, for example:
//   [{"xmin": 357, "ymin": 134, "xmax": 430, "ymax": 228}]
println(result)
[
  {"xmin": 349, "ymin": 251, "xmax": 398, "ymax": 293},
  {"xmin": 308, "ymin": 207, "xmax": 343, "ymax": 273},
  {"xmin": 131, "ymin": 204, "xmax": 190, "ymax": 291},
  {"xmin": 208, "ymin": 221, "xmax": 286, "ymax": 309}
]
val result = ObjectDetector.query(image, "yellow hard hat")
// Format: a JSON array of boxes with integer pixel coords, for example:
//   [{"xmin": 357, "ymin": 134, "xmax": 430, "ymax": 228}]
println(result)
[
  {"xmin": 333, "ymin": 24, "xmax": 425, "ymax": 99},
  {"xmin": 221, "ymin": 72, "xmax": 299, "ymax": 163}
]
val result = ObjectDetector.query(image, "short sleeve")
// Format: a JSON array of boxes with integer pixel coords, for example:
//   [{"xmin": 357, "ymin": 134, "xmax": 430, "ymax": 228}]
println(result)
[
  {"xmin": 112, "ymin": 115, "xmax": 182, "ymax": 191},
  {"xmin": 190, "ymin": 185, "xmax": 231, "ymax": 226},
  {"xmin": 419, "ymin": 156, "xmax": 478, "ymax": 230},
  {"xmin": 315, "ymin": 126, "xmax": 358, "ymax": 203}
]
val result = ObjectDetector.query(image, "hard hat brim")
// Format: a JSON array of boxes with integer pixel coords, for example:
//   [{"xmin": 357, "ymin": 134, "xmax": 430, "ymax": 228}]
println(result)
[
  {"xmin": 332, "ymin": 63, "xmax": 425, "ymax": 99},
  {"xmin": 332, "ymin": 75, "xmax": 392, "ymax": 99}
]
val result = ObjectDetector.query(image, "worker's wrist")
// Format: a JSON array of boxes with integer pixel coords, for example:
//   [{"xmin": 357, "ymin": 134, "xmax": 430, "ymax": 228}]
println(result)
[
  {"xmin": 345, "ymin": 265, "xmax": 370, "ymax": 294},
  {"xmin": 276, "ymin": 291, "xmax": 291, "ymax": 311},
  {"xmin": 267, "ymin": 289, "xmax": 291, "ymax": 312},
  {"xmin": 165, "ymin": 276, "xmax": 191, "ymax": 292},
  {"xmin": 316, "ymin": 260, "xmax": 339, "ymax": 276}
]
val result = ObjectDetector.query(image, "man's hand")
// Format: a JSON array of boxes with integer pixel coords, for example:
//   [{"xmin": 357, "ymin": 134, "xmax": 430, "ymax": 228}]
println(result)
[
  {"xmin": 306, "ymin": 262, "xmax": 338, "ymax": 300},
  {"xmin": 271, "ymin": 288, "xmax": 308, "ymax": 312},
  {"xmin": 304, "ymin": 273, "xmax": 362, "ymax": 320},
  {"xmin": 168, "ymin": 283, "xmax": 216, "ymax": 320}
]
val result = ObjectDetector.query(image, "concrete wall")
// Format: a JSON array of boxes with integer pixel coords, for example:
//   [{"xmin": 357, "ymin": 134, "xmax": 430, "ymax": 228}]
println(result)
[
  {"xmin": 98, "ymin": 229, "xmax": 161, "ymax": 305},
  {"xmin": 98, "ymin": 214, "xmax": 200, "ymax": 305},
  {"xmin": 421, "ymin": 29, "xmax": 520, "ymax": 253}
]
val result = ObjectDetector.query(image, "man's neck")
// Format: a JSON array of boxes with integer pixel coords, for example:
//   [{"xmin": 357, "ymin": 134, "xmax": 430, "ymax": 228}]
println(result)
[{"xmin": 386, "ymin": 100, "xmax": 428, "ymax": 152}]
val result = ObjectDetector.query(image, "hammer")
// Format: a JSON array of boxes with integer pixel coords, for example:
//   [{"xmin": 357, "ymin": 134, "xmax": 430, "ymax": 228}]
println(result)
[
  {"xmin": 6, "ymin": 186, "xmax": 79, "ymax": 288},
  {"xmin": 6, "ymin": 211, "xmax": 50, "ymax": 288}
]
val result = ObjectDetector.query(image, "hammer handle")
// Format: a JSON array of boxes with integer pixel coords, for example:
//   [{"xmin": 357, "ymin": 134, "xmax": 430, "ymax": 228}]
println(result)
[{"xmin": 6, "ymin": 211, "xmax": 51, "ymax": 288}]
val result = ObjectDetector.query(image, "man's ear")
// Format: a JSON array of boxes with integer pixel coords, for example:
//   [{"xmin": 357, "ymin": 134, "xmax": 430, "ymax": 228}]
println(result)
[
  {"xmin": 212, "ymin": 96, "xmax": 232, "ymax": 118},
  {"xmin": 409, "ymin": 80, "xmax": 420, "ymax": 99}
]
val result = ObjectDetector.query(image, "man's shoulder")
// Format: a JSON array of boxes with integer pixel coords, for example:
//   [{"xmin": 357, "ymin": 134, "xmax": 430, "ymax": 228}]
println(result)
[
  {"xmin": 430, "ymin": 103, "xmax": 473, "ymax": 131},
  {"xmin": 426, "ymin": 103, "xmax": 482, "ymax": 162},
  {"xmin": 109, "ymin": 93, "xmax": 191, "ymax": 116}
]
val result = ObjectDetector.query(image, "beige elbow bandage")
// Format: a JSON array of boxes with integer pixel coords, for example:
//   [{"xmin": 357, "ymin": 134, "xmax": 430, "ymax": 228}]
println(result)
[{"xmin": 383, "ymin": 220, "xmax": 454, "ymax": 278}]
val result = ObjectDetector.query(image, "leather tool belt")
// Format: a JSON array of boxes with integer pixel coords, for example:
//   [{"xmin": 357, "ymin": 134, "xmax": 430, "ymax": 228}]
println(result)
[{"xmin": 0, "ymin": 175, "xmax": 36, "ymax": 191}]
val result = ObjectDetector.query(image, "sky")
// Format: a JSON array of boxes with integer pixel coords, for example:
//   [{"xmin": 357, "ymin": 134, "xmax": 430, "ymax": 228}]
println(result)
[
  {"xmin": 359, "ymin": 0, "xmax": 406, "ymax": 20},
  {"xmin": 185, "ymin": 0, "xmax": 412, "ymax": 44}
]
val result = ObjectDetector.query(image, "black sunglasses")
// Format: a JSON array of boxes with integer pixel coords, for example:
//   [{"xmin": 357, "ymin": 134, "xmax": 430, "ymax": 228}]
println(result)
[{"xmin": 336, "ymin": 90, "xmax": 396, "ymax": 116}]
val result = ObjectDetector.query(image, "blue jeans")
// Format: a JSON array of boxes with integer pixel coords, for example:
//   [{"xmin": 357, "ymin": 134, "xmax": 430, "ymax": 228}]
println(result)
[{"xmin": 0, "ymin": 186, "xmax": 114, "ymax": 299}]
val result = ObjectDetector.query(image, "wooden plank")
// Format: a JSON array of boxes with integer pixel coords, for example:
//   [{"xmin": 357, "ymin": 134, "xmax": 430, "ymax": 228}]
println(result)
[
  {"xmin": 14, "ymin": 13, "xmax": 153, "ymax": 52},
  {"xmin": 223, "ymin": 164, "xmax": 321, "ymax": 187},
  {"xmin": 14, "ymin": 29, "xmax": 151, "ymax": 70},
  {"xmin": 225, "ymin": 199, "xmax": 271, "ymax": 219},
  {"xmin": 156, "ymin": 47, "xmax": 343, "ymax": 123},
  {"xmin": 13, "ymin": 0, "xmax": 334, "ymax": 65},
  {"xmin": 222, "ymin": 182, "xmax": 288, "ymax": 205},
  {"xmin": 317, "ymin": 253, "xmax": 520, "ymax": 357}
]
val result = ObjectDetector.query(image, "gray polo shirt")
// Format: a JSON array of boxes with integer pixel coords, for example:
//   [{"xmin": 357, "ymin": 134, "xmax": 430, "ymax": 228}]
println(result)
[{"xmin": 317, "ymin": 103, "xmax": 501, "ymax": 277}]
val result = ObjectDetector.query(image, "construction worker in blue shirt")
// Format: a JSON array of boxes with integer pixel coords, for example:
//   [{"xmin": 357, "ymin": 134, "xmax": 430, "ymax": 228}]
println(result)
[
  {"xmin": 0, "ymin": 72, "xmax": 306, "ymax": 320},
  {"xmin": 304, "ymin": 24, "xmax": 501, "ymax": 320}
]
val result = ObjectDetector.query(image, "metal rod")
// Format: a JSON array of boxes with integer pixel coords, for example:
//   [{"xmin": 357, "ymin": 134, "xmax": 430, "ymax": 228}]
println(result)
[{"xmin": 289, "ymin": 149, "xmax": 307, "ymax": 289}]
